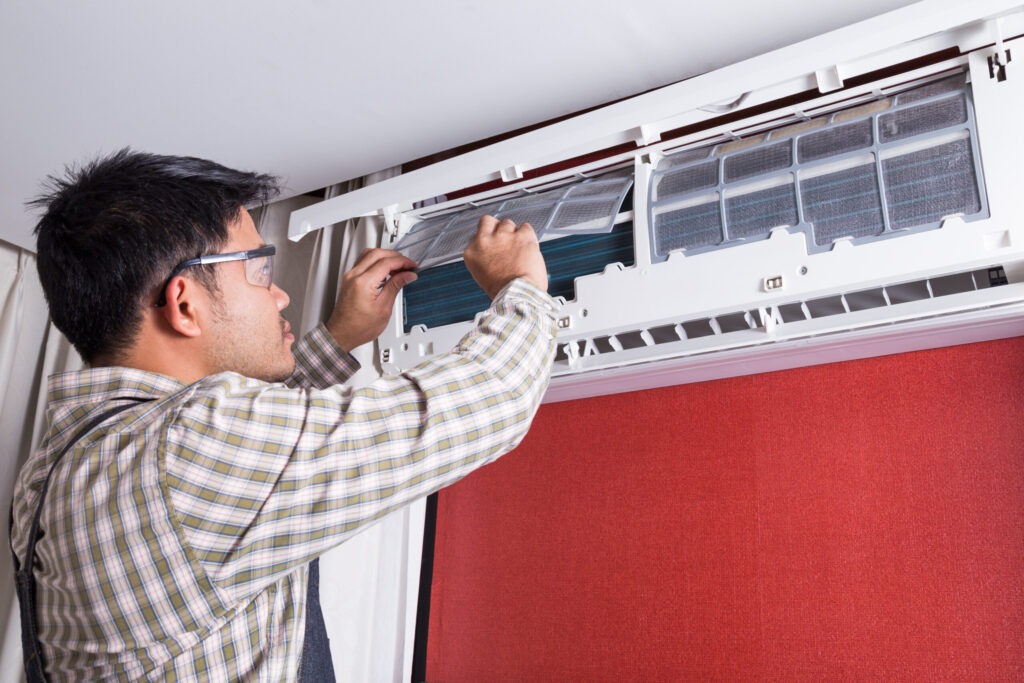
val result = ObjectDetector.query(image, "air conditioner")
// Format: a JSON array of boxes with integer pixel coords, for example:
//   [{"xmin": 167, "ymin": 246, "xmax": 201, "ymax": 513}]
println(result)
[{"xmin": 290, "ymin": 0, "xmax": 1024, "ymax": 402}]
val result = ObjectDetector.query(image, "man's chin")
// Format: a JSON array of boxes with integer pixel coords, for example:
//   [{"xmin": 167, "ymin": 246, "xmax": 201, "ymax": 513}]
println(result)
[
  {"xmin": 271, "ymin": 356, "xmax": 297, "ymax": 383},
  {"xmin": 259, "ymin": 354, "xmax": 296, "ymax": 384}
]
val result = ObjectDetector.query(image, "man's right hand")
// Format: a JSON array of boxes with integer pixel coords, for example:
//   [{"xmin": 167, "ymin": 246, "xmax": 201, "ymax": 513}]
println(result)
[
  {"xmin": 463, "ymin": 216, "xmax": 548, "ymax": 299},
  {"xmin": 326, "ymin": 248, "xmax": 418, "ymax": 352}
]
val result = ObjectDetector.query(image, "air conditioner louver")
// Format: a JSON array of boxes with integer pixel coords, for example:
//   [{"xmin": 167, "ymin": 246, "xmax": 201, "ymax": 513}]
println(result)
[{"xmin": 552, "ymin": 265, "xmax": 1005, "ymax": 370}]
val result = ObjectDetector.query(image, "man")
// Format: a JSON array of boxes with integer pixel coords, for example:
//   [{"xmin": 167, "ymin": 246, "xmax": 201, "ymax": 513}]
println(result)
[{"xmin": 10, "ymin": 149, "xmax": 557, "ymax": 680}]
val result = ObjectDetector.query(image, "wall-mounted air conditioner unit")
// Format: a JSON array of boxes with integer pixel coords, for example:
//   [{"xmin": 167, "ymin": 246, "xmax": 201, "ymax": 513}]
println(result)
[{"xmin": 290, "ymin": 0, "xmax": 1024, "ymax": 402}]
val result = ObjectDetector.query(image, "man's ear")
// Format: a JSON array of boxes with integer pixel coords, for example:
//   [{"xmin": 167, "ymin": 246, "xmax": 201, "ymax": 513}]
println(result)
[{"xmin": 158, "ymin": 276, "xmax": 205, "ymax": 338}]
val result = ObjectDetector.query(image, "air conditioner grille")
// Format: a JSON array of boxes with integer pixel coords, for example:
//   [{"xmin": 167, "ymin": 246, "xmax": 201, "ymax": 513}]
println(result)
[
  {"xmin": 724, "ymin": 140, "xmax": 793, "ymax": 182},
  {"xmin": 725, "ymin": 182, "xmax": 799, "ymax": 240},
  {"xmin": 798, "ymin": 119, "xmax": 873, "ymax": 162},
  {"xmin": 655, "ymin": 198, "xmax": 723, "ymax": 252},
  {"xmin": 656, "ymin": 161, "xmax": 718, "ymax": 199},
  {"xmin": 882, "ymin": 138, "xmax": 981, "ymax": 229},
  {"xmin": 804, "ymin": 163, "xmax": 884, "ymax": 245},
  {"xmin": 649, "ymin": 73, "xmax": 987, "ymax": 260},
  {"xmin": 878, "ymin": 94, "xmax": 967, "ymax": 142},
  {"xmin": 548, "ymin": 197, "xmax": 624, "ymax": 233}
]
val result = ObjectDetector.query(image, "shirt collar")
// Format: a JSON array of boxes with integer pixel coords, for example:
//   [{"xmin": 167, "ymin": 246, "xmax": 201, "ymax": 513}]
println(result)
[{"xmin": 47, "ymin": 365, "xmax": 187, "ymax": 409}]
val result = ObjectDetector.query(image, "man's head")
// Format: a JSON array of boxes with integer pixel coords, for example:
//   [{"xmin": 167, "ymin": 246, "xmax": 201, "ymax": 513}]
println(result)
[
  {"xmin": 31, "ymin": 149, "xmax": 285, "ymax": 377},
  {"xmin": 192, "ymin": 208, "xmax": 297, "ymax": 383}
]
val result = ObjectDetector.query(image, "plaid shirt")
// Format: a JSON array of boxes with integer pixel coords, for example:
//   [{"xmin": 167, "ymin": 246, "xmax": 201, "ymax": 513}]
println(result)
[{"xmin": 11, "ymin": 279, "xmax": 557, "ymax": 681}]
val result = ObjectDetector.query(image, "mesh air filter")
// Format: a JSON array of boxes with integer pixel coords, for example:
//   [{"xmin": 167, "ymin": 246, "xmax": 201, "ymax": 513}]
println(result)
[
  {"xmin": 648, "ymin": 72, "xmax": 987, "ymax": 260},
  {"xmin": 395, "ymin": 173, "xmax": 632, "ymax": 269}
]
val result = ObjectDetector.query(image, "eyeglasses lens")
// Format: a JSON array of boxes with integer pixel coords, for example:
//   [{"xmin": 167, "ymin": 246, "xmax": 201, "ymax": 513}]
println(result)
[{"xmin": 245, "ymin": 254, "xmax": 274, "ymax": 288}]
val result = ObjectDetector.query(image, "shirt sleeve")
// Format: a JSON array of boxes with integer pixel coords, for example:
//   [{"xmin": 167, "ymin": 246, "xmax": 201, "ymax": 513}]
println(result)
[
  {"xmin": 163, "ymin": 279, "xmax": 558, "ymax": 599},
  {"xmin": 285, "ymin": 323, "xmax": 361, "ymax": 390}
]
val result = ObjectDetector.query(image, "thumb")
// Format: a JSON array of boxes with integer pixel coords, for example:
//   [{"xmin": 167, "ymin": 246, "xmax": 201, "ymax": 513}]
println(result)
[
  {"xmin": 380, "ymin": 269, "xmax": 418, "ymax": 304},
  {"xmin": 389, "ymin": 269, "xmax": 418, "ymax": 291}
]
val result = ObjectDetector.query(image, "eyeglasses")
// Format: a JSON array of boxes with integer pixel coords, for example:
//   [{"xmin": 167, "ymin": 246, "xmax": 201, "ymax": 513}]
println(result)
[{"xmin": 155, "ymin": 244, "xmax": 276, "ymax": 307}]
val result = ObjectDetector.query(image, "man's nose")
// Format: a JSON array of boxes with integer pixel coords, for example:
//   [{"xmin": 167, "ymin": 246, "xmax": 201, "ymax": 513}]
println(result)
[{"xmin": 271, "ymin": 282, "xmax": 290, "ymax": 311}]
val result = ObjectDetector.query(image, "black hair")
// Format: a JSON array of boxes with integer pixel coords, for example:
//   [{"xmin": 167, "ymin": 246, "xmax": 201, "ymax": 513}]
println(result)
[{"xmin": 30, "ymin": 148, "xmax": 280, "ymax": 364}]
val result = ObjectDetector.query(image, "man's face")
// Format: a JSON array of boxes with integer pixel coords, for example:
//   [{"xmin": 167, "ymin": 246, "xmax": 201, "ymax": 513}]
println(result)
[{"xmin": 203, "ymin": 209, "xmax": 296, "ymax": 382}]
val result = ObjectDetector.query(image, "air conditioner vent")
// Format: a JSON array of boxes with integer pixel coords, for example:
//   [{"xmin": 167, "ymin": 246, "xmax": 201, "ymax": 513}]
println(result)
[{"xmin": 554, "ymin": 265, "xmax": 1004, "ymax": 373}]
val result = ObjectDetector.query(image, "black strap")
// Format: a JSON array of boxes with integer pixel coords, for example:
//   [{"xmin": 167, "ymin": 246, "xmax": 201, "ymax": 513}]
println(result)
[
  {"xmin": 9, "ymin": 399, "xmax": 149, "ymax": 683},
  {"xmin": 298, "ymin": 557, "xmax": 336, "ymax": 682},
  {"xmin": 9, "ymin": 397, "xmax": 335, "ymax": 681}
]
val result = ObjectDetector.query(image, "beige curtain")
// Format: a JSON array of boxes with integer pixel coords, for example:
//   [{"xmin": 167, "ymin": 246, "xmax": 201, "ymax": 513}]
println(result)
[
  {"xmin": 0, "ymin": 171, "xmax": 424, "ymax": 681},
  {"xmin": 0, "ymin": 240, "xmax": 83, "ymax": 681}
]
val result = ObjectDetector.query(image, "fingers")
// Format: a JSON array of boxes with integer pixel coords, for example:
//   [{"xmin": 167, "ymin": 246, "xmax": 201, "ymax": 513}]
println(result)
[
  {"xmin": 477, "ymin": 215, "xmax": 500, "ymax": 233},
  {"xmin": 477, "ymin": 215, "xmax": 531, "ymax": 234},
  {"xmin": 464, "ymin": 213, "xmax": 548, "ymax": 298},
  {"xmin": 346, "ymin": 250, "xmax": 418, "ymax": 284},
  {"xmin": 350, "ymin": 248, "xmax": 417, "ymax": 275},
  {"xmin": 327, "ymin": 253, "xmax": 418, "ymax": 352},
  {"xmin": 517, "ymin": 222, "xmax": 538, "ymax": 244},
  {"xmin": 350, "ymin": 256, "xmax": 417, "ymax": 323}
]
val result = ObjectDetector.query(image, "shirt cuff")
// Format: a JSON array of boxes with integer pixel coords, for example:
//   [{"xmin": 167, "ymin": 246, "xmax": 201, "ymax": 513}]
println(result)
[
  {"xmin": 492, "ymin": 278, "xmax": 560, "ymax": 317},
  {"xmin": 292, "ymin": 324, "xmax": 362, "ymax": 389}
]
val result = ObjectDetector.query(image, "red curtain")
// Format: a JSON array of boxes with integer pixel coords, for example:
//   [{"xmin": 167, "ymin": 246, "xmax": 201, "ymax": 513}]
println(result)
[{"xmin": 426, "ymin": 338, "xmax": 1024, "ymax": 681}]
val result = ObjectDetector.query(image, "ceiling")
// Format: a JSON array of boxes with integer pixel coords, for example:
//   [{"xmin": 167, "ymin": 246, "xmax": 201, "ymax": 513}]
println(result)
[{"xmin": 1, "ymin": 0, "xmax": 921, "ymax": 253}]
